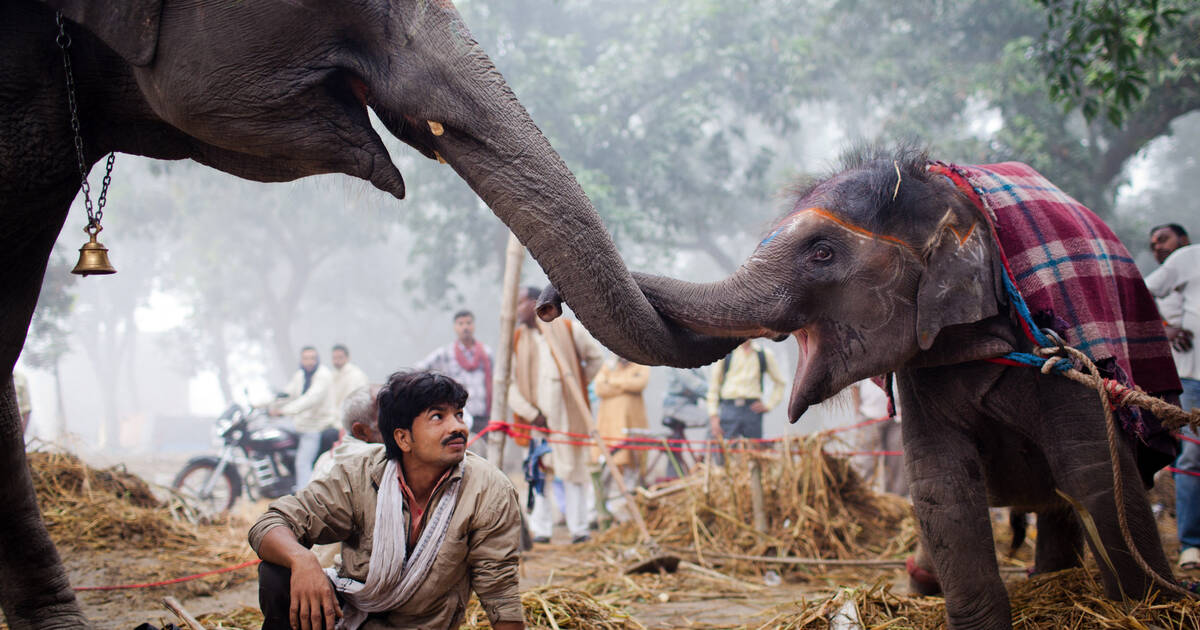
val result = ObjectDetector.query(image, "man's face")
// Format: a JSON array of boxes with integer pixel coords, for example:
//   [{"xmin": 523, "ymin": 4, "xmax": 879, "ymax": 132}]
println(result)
[
  {"xmin": 395, "ymin": 403, "xmax": 469, "ymax": 469},
  {"xmin": 517, "ymin": 294, "xmax": 536, "ymax": 327},
  {"xmin": 454, "ymin": 315, "xmax": 475, "ymax": 344},
  {"xmin": 331, "ymin": 348, "xmax": 348, "ymax": 369},
  {"xmin": 300, "ymin": 349, "xmax": 319, "ymax": 371},
  {"xmin": 1151, "ymin": 227, "xmax": 1188, "ymax": 264}
]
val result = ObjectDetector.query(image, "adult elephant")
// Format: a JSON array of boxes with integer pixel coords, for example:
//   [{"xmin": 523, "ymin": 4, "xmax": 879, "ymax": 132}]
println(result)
[
  {"xmin": 0, "ymin": 1, "xmax": 739, "ymax": 627},
  {"xmin": 576, "ymin": 147, "xmax": 1183, "ymax": 629}
]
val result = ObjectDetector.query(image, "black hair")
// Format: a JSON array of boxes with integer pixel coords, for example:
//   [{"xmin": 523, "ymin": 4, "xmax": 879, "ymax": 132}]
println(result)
[
  {"xmin": 1150, "ymin": 223, "xmax": 1189, "ymax": 239},
  {"xmin": 332, "ymin": 343, "xmax": 349, "ymax": 355},
  {"xmin": 377, "ymin": 370, "xmax": 469, "ymax": 460},
  {"xmin": 521, "ymin": 286, "xmax": 542, "ymax": 301},
  {"xmin": 452, "ymin": 310, "xmax": 474, "ymax": 321},
  {"xmin": 300, "ymin": 345, "xmax": 318, "ymax": 354}
]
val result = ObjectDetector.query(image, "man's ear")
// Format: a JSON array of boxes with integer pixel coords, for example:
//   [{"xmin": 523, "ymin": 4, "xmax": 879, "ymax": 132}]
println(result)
[
  {"xmin": 42, "ymin": 0, "xmax": 162, "ymax": 67},
  {"xmin": 351, "ymin": 422, "xmax": 369, "ymax": 443},
  {"xmin": 393, "ymin": 428, "xmax": 413, "ymax": 453},
  {"xmin": 915, "ymin": 211, "xmax": 1001, "ymax": 350}
]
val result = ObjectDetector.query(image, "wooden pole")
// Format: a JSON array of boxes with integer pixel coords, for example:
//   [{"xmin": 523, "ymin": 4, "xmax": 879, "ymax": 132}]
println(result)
[
  {"xmin": 487, "ymin": 231, "xmax": 525, "ymax": 468},
  {"xmin": 750, "ymin": 459, "xmax": 767, "ymax": 533},
  {"xmin": 162, "ymin": 596, "xmax": 207, "ymax": 630}
]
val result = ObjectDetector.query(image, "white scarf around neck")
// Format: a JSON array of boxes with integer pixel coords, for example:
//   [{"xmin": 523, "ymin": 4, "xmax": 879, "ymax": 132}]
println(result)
[{"xmin": 324, "ymin": 457, "xmax": 463, "ymax": 630}]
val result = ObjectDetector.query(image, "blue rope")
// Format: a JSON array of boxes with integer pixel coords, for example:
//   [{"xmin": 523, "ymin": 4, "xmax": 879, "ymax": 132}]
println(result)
[{"xmin": 996, "ymin": 257, "xmax": 1073, "ymax": 373}]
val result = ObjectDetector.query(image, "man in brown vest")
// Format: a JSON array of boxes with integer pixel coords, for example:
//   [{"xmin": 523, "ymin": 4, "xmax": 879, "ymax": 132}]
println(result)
[{"xmin": 509, "ymin": 287, "xmax": 604, "ymax": 543}]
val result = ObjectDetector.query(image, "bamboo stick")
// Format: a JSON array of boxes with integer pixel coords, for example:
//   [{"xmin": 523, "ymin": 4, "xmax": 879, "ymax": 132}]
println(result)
[
  {"xmin": 162, "ymin": 596, "xmax": 207, "ymax": 630},
  {"xmin": 487, "ymin": 231, "xmax": 525, "ymax": 468}
]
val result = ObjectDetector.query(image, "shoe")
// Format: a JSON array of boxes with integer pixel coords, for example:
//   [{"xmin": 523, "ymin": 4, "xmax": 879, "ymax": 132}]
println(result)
[
  {"xmin": 571, "ymin": 534, "xmax": 590, "ymax": 544},
  {"xmin": 1180, "ymin": 547, "xmax": 1200, "ymax": 570},
  {"xmin": 532, "ymin": 536, "xmax": 551, "ymax": 544}
]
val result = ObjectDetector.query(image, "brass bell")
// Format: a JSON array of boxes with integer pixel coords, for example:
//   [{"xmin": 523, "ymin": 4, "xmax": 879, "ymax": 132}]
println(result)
[{"xmin": 71, "ymin": 225, "xmax": 116, "ymax": 276}]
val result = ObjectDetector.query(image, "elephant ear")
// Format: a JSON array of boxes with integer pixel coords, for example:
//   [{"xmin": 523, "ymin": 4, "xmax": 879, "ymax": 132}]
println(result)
[
  {"xmin": 914, "ymin": 210, "xmax": 1003, "ymax": 350},
  {"xmin": 43, "ymin": 0, "xmax": 162, "ymax": 67}
]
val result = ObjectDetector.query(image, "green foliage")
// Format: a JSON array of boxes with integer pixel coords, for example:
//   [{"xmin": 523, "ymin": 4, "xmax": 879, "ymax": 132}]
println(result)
[{"xmin": 1034, "ymin": 0, "xmax": 1194, "ymax": 126}]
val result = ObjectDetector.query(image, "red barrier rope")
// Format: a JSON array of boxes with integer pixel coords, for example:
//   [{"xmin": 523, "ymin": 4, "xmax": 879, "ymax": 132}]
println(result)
[{"xmin": 73, "ymin": 559, "xmax": 262, "ymax": 592}]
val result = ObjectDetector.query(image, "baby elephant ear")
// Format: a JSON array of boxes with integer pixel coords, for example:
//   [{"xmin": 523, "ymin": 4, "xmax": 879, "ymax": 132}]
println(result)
[
  {"xmin": 914, "ymin": 215, "xmax": 1000, "ymax": 350},
  {"xmin": 43, "ymin": 0, "xmax": 162, "ymax": 67}
]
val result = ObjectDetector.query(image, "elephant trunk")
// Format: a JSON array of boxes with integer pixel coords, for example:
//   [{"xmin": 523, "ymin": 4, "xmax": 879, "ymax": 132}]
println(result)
[
  {"xmin": 629, "ymin": 265, "xmax": 794, "ymax": 338},
  {"xmin": 372, "ymin": 12, "xmax": 743, "ymax": 368}
]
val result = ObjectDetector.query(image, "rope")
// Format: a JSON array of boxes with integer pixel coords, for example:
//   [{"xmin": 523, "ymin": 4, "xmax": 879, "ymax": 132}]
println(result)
[
  {"xmin": 73, "ymin": 559, "xmax": 261, "ymax": 591},
  {"xmin": 1025, "ymin": 343, "xmax": 1198, "ymax": 599}
]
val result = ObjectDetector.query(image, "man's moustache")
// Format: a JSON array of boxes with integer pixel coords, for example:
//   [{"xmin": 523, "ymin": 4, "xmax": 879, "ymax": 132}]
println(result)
[{"xmin": 442, "ymin": 433, "xmax": 468, "ymax": 445}]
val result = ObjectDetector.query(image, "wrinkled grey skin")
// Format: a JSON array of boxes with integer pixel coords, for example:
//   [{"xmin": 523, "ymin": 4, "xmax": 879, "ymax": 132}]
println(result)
[
  {"xmin": 548, "ymin": 149, "xmax": 1177, "ymax": 630},
  {"xmin": 0, "ymin": 1, "xmax": 740, "ymax": 627}
]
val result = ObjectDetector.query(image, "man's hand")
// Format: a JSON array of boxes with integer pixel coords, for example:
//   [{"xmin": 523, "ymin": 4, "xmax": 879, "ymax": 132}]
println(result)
[
  {"xmin": 709, "ymin": 414, "xmax": 722, "ymax": 438},
  {"xmin": 268, "ymin": 406, "xmax": 282, "ymax": 417},
  {"xmin": 1167, "ymin": 325, "xmax": 1195, "ymax": 353},
  {"xmin": 532, "ymin": 413, "xmax": 549, "ymax": 431},
  {"xmin": 289, "ymin": 558, "xmax": 341, "ymax": 630},
  {"xmin": 749, "ymin": 401, "xmax": 767, "ymax": 413}
]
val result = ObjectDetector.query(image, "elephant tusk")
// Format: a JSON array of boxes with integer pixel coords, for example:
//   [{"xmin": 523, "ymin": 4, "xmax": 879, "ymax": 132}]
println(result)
[
  {"xmin": 434, "ymin": 151, "xmax": 447, "ymax": 164},
  {"xmin": 428, "ymin": 121, "xmax": 444, "ymax": 136}
]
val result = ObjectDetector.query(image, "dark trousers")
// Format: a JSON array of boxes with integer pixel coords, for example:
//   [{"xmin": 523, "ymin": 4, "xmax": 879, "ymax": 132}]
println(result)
[
  {"xmin": 259, "ymin": 561, "xmax": 345, "ymax": 630},
  {"xmin": 710, "ymin": 400, "xmax": 764, "ymax": 465}
]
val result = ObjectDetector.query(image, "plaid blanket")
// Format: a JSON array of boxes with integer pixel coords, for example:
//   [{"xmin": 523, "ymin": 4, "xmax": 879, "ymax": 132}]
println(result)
[{"xmin": 930, "ymin": 162, "xmax": 1180, "ymax": 467}]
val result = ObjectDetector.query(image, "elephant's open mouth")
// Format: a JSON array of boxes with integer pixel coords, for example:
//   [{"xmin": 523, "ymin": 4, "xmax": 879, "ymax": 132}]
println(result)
[{"xmin": 788, "ymin": 327, "xmax": 823, "ymax": 423}]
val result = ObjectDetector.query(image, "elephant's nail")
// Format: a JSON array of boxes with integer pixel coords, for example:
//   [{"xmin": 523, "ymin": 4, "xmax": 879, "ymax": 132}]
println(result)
[
  {"xmin": 435, "ymin": 151, "xmax": 447, "ymax": 164},
  {"xmin": 428, "ymin": 121, "xmax": 444, "ymax": 136}
]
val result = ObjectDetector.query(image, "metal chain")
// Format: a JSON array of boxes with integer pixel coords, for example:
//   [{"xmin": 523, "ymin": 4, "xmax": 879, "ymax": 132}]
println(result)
[{"xmin": 56, "ymin": 11, "xmax": 115, "ymax": 232}]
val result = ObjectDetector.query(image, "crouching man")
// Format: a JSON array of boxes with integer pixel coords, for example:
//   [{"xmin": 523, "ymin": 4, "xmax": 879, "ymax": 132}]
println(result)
[{"xmin": 248, "ymin": 370, "xmax": 524, "ymax": 630}]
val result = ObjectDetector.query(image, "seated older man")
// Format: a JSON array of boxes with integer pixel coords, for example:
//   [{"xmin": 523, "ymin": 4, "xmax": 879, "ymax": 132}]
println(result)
[{"xmin": 249, "ymin": 370, "xmax": 524, "ymax": 630}]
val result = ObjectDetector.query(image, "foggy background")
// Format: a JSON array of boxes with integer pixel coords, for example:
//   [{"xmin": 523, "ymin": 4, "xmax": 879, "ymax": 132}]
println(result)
[{"xmin": 16, "ymin": 0, "xmax": 1199, "ymax": 473}]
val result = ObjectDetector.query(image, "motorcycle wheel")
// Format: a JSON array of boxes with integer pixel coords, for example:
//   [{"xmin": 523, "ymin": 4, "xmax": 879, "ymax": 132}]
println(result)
[{"xmin": 172, "ymin": 459, "xmax": 242, "ymax": 517}]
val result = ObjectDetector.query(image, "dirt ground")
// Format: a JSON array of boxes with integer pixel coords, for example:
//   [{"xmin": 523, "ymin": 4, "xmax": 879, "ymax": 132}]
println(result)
[{"xmin": 11, "ymin": 450, "xmax": 1199, "ymax": 629}]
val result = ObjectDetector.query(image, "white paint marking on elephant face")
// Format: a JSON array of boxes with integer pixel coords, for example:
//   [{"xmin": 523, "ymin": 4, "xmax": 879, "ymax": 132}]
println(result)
[{"xmin": 752, "ymin": 207, "xmax": 920, "ymax": 265}]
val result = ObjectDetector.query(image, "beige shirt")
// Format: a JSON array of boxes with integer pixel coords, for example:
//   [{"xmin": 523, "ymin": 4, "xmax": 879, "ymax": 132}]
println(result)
[
  {"xmin": 248, "ymin": 448, "xmax": 523, "ymax": 629},
  {"xmin": 705, "ymin": 342, "xmax": 788, "ymax": 416},
  {"xmin": 331, "ymin": 362, "xmax": 370, "ymax": 412},
  {"xmin": 279, "ymin": 365, "xmax": 338, "ymax": 433}
]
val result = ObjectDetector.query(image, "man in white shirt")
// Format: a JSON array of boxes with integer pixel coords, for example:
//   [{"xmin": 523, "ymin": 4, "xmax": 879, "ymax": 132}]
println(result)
[
  {"xmin": 270, "ymin": 346, "xmax": 337, "ymax": 491},
  {"xmin": 331, "ymin": 344, "xmax": 370, "ymax": 412},
  {"xmin": 1144, "ymin": 223, "xmax": 1200, "ymax": 568}
]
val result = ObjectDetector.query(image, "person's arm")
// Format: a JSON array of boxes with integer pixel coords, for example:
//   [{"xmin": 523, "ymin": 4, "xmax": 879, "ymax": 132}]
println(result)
[
  {"xmin": 611, "ymin": 364, "xmax": 651, "ymax": 393},
  {"xmin": 257, "ymin": 527, "xmax": 342, "ymax": 630},
  {"xmin": 706, "ymin": 363, "xmax": 723, "ymax": 436},
  {"xmin": 414, "ymin": 346, "xmax": 443, "ymax": 372},
  {"xmin": 280, "ymin": 369, "xmax": 333, "ymax": 416},
  {"xmin": 760, "ymin": 349, "xmax": 788, "ymax": 412},
  {"xmin": 469, "ymin": 483, "xmax": 525, "ymax": 629},
  {"xmin": 248, "ymin": 466, "xmax": 357, "ymax": 630},
  {"xmin": 571, "ymin": 324, "xmax": 606, "ymax": 383},
  {"xmin": 593, "ymin": 366, "xmax": 621, "ymax": 399},
  {"xmin": 1144, "ymin": 259, "xmax": 1182, "ymax": 299},
  {"xmin": 507, "ymin": 378, "xmax": 541, "ymax": 423}
]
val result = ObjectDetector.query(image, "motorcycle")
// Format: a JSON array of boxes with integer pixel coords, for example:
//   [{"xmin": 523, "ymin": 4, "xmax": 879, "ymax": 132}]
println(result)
[{"xmin": 171, "ymin": 402, "xmax": 303, "ymax": 516}]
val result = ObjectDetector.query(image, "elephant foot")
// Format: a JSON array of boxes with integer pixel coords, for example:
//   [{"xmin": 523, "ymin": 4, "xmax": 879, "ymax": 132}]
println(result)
[{"xmin": 906, "ymin": 555, "xmax": 942, "ymax": 596}]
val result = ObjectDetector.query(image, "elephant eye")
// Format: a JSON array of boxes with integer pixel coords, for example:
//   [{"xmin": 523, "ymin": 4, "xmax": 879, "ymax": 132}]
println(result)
[{"xmin": 810, "ymin": 245, "xmax": 833, "ymax": 263}]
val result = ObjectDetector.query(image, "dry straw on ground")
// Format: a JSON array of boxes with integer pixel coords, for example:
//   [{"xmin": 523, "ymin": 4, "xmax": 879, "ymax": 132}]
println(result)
[
  {"xmin": 27, "ymin": 449, "xmax": 256, "ymax": 598},
  {"xmin": 460, "ymin": 586, "xmax": 645, "ymax": 629},
  {"xmin": 195, "ymin": 605, "xmax": 264, "ymax": 629},
  {"xmin": 598, "ymin": 433, "xmax": 916, "ymax": 577},
  {"xmin": 756, "ymin": 568, "xmax": 1200, "ymax": 629}
]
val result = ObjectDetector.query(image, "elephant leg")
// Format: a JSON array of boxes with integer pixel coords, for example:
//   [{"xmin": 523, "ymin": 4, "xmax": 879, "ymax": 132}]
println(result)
[
  {"xmin": 1031, "ymin": 507, "xmax": 1084, "ymax": 574},
  {"xmin": 0, "ymin": 192, "xmax": 87, "ymax": 628},
  {"xmin": 1053, "ymin": 431, "xmax": 1175, "ymax": 600},
  {"xmin": 900, "ymin": 395, "xmax": 1010, "ymax": 630},
  {"xmin": 1034, "ymin": 374, "xmax": 1176, "ymax": 599}
]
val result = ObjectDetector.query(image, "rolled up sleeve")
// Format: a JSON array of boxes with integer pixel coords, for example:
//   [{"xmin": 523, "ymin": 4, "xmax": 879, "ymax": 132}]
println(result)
[
  {"xmin": 248, "ymin": 463, "xmax": 357, "ymax": 553},
  {"xmin": 467, "ymin": 483, "xmax": 524, "ymax": 624}
]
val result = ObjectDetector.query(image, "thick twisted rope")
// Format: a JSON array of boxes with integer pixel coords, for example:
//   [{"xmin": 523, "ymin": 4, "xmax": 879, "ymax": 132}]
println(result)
[{"xmin": 1036, "ymin": 344, "xmax": 1200, "ymax": 599}]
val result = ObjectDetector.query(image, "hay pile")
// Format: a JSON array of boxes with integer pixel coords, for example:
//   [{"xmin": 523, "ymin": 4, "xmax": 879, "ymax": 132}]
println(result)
[
  {"xmin": 600, "ymin": 434, "xmax": 916, "ymax": 575},
  {"xmin": 27, "ymin": 449, "xmax": 255, "ymax": 597},
  {"xmin": 195, "ymin": 606, "xmax": 264, "ymax": 629},
  {"xmin": 756, "ymin": 569, "xmax": 1200, "ymax": 629},
  {"xmin": 460, "ymin": 587, "xmax": 644, "ymax": 629}
]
